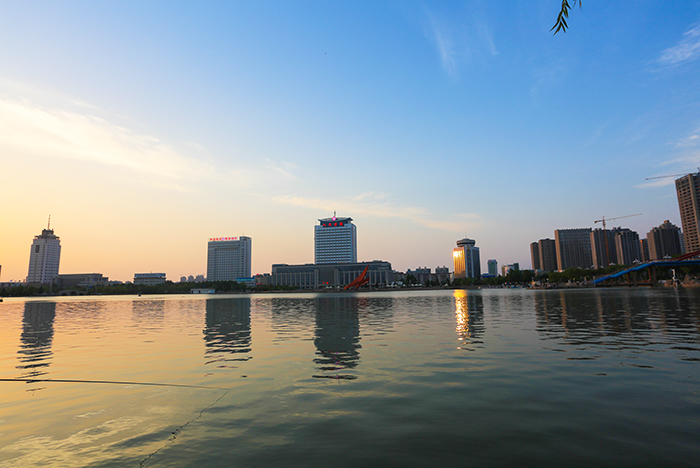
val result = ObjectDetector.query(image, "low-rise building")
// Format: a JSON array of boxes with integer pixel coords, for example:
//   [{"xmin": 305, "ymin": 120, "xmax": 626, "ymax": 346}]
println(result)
[
  {"xmin": 56, "ymin": 273, "xmax": 108, "ymax": 289},
  {"xmin": 134, "ymin": 273, "xmax": 167, "ymax": 285},
  {"xmin": 272, "ymin": 261, "xmax": 393, "ymax": 289}
]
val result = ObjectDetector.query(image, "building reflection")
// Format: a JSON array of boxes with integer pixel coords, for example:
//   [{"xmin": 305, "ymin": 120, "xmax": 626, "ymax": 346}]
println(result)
[
  {"xmin": 203, "ymin": 298, "xmax": 252, "ymax": 367},
  {"xmin": 269, "ymin": 298, "xmax": 316, "ymax": 343},
  {"xmin": 533, "ymin": 289, "xmax": 700, "ymax": 348},
  {"xmin": 360, "ymin": 297, "xmax": 395, "ymax": 336},
  {"xmin": 453, "ymin": 290, "xmax": 484, "ymax": 347},
  {"xmin": 17, "ymin": 302, "xmax": 56, "ymax": 380},
  {"xmin": 313, "ymin": 296, "xmax": 361, "ymax": 379}
]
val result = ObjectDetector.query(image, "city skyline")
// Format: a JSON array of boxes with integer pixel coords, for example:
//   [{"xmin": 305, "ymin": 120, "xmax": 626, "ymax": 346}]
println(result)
[{"xmin": 2, "ymin": 2, "xmax": 700, "ymax": 281}]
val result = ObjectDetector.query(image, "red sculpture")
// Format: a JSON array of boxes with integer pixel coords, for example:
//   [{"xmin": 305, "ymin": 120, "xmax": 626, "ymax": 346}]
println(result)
[{"xmin": 344, "ymin": 266, "xmax": 369, "ymax": 290}]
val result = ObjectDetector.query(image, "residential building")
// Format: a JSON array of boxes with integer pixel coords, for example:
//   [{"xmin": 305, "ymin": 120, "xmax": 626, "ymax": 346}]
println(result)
[
  {"xmin": 530, "ymin": 242, "xmax": 541, "ymax": 270},
  {"xmin": 314, "ymin": 214, "xmax": 357, "ymax": 264},
  {"xmin": 640, "ymin": 238, "xmax": 650, "ymax": 262},
  {"xmin": 676, "ymin": 173, "xmax": 700, "ymax": 253},
  {"xmin": 453, "ymin": 238, "xmax": 481, "ymax": 279},
  {"xmin": 134, "ymin": 273, "xmax": 167, "ymax": 285},
  {"xmin": 272, "ymin": 261, "xmax": 393, "ymax": 288},
  {"xmin": 487, "ymin": 259, "xmax": 498, "ymax": 276},
  {"xmin": 207, "ymin": 236, "xmax": 252, "ymax": 281},
  {"xmin": 646, "ymin": 220, "xmax": 683, "ymax": 260},
  {"xmin": 27, "ymin": 223, "xmax": 61, "ymax": 284},
  {"xmin": 435, "ymin": 266, "xmax": 450, "ymax": 283},
  {"xmin": 590, "ymin": 228, "xmax": 618, "ymax": 268},
  {"xmin": 555, "ymin": 228, "xmax": 593, "ymax": 270},
  {"xmin": 407, "ymin": 267, "xmax": 431, "ymax": 285},
  {"xmin": 614, "ymin": 229, "xmax": 642, "ymax": 265},
  {"xmin": 538, "ymin": 239, "xmax": 558, "ymax": 272}
]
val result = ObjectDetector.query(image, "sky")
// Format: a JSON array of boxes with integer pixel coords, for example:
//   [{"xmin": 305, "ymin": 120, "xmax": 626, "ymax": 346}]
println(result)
[{"xmin": 2, "ymin": 1, "xmax": 700, "ymax": 282}]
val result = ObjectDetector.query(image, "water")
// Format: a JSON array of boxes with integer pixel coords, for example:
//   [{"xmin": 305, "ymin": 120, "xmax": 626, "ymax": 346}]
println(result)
[{"xmin": 1, "ymin": 288, "xmax": 699, "ymax": 467}]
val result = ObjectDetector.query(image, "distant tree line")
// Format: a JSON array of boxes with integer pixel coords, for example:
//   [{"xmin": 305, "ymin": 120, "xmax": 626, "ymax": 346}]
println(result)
[{"xmin": 1, "ymin": 279, "xmax": 296, "ymax": 297}]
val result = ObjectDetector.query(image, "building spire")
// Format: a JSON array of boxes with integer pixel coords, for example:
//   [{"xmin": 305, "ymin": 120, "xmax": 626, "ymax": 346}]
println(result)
[{"xmin": 47, "ymin": 214, "xmax": 51, "ymax": 230}]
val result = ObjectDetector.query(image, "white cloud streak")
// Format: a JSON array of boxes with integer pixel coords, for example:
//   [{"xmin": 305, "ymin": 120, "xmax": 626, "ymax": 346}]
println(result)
[
  {"xmin": 674, "ymin": 125, "xmax": 700, "ymax": 148},
  {"xmin": 658, "ymin": 24, "xmax": 700, "ymax": 66},
  {"xmin": 272, "ymin": 193, "xmax": 480, "ymax": 232},
  {"xmin": 427, "ymin": 14, "xmax": 458, "ymax": 76},
  {"xmin": 0, "ymin": 95, "xmax": 297, "ymax": 192},
  {"xmin": 423, "ymin": 9, "xmax": 497, "ymax": 77}
]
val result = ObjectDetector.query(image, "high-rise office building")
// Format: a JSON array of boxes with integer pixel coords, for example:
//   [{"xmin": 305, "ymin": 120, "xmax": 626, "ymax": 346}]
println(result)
[
  {"xmin": 27, "ymin": 222, "xmax": 61, "ymax": 284},
  {"xmin": 453, "ymin": 238, "xmax": 481, "ymax": 279},
  {"xmin": 676, "ymin": 173, "xmax": 700, "ymax": 253},
  {"xmin": 530, "ymin": 242, "xmax": 541, "ymax": 270},
  {"xmin": 315, "ymin": 215, "xmax": 357, "ymax": 264},
  {"xmin": 487, "ymin": 259, "xmax": 498, "ymax": 276},
  {"xmin": 647, "ymin": 220, "xmax": 683, "ymax": 260},
  {"xmin": 555, "ymin": 228, "xmax": 593, "ymax": 270},
  {"xmin": 538, "ymin": 238, "xmax": 558, "ymax": 272},
  {"xmin": 615, "ymin": 229, "xmax": 642, "ymax": 265},
  {"xmin": 207, "ymin": 236, "xmax": 252, "ymax": 281}
]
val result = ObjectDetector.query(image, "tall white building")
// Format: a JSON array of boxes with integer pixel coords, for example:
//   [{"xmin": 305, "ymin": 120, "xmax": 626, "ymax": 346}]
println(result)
[
  {"xmin": 314, "ymin": 215, "xmax": 357, "ymax": 264},
  {"xmin": 27, "ymin": 224, "xmax": 61, "ymax": 284},
  {"xmin": 207, "ymin": 236, "xmax": 252, "ymax": 281}
]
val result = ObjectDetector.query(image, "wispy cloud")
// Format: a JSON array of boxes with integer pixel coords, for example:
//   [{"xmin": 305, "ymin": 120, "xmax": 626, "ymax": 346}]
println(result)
[
  {"xmin": 272, "ymin": 193, "xmax": 480, "ymax": 232},
  {"xmin": 581, "ymin": 121, "xmax": 610, "ymax": 148},
  {"xmin": 427, "ymin": 13, "xmax": 458, "ymax": 76},
  {"xmin": 674, "ymin": 125, "xmax": 700, "ymax": 148},
  {"xmin": 0, "ymin": 98, "xmax": 213, "ymax": 188},
  {"xmin": 422, "ymin": 7, "xmax": 497, "ymax": 77},
  {"xmin": 637, "ymin": 126, "xmax": 700, "ymax": 189},
  {"xmin": 658, "ymin": 24, "xmax": 700, "ymax": 66},
  {"xmin": 0, "ymin": 92, "xmax": 297, "ymax": 192}
]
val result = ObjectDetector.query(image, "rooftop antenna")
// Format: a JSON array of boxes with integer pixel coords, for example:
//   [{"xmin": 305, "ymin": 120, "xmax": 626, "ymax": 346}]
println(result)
[
  {"xmin": 334, "ymin": 210, "xmax": 336, "ymax": 217},
  {"xmin": 47, "ymin": 214, "xmax": 51, "ymax": 230}
]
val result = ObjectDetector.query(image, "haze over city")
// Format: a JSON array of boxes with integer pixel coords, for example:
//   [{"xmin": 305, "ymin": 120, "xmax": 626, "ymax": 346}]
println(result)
[{"xmin": 2, "ymin": 1, "xmax": 700, "ymax": 282}]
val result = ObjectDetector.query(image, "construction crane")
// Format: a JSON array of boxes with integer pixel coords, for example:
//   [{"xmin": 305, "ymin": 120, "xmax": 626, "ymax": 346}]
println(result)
[
  {"xmin": 594, "ymin": 213, "xmax": 643, "ymax": 267},
  {"xmin": 594, "ymin": 213, "xmax": 642, "ymax": 231},
  {"xmin": 645, "ymin": 168, "xmax": 700, "ymax": 180}
]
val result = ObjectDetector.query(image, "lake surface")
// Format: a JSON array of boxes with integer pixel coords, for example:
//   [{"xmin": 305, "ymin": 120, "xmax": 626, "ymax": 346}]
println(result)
[{"xmin": 1, "ymin": 288, "xmax": 699, "ymax": 467}]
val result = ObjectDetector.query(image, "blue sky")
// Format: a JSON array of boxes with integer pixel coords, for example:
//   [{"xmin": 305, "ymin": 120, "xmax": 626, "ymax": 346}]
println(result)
[{"xmin": 2, "ymin": 1, "xmax": 700, "ymax": 281}]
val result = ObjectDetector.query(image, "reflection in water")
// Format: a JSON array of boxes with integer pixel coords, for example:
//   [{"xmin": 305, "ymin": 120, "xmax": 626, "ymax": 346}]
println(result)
[
  {"xmin": 204, "ymin": 298, "xmax": 252, "ymax": 368},
  {"xmin": 313, "ymin": 296, "xmax": 361, "ymax": 380},
  {"xmin": 360, "ymin": 297, "xmax": 395, "ymax": 337},
  {"xmin": 132, "ymin": 300, "xmax": 165, "ymax": 333},
  {"xmin": 454, "ymin": 290, "xmax": 484, "ymax": 350},
  {"xmin": 269, "ymin": 298, "xmax": 316, "ymax": 343},
  {"xmin": 534, "ymin": 289, "xmax": 700, "ymax": 363},
  {"xmin": 17, "ymin": 302, "xmax": 56, "ymax": 382}
]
